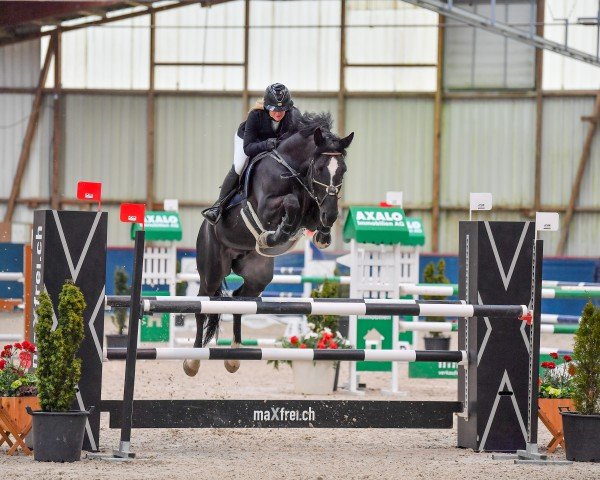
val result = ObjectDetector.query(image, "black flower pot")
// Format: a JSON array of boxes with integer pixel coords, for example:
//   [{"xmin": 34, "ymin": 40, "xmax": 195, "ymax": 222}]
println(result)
[
  {"xmin": 27, "ymin": 407, "xmax": 93, "ymax": 462},
  {"xmin": 423, "ymin": 336, "xmax": 451, "ymax": 351},
  {"xmin": 106, "ymin": 334, "xmax": 128, "ymax": 349},
  {"xmin": 561, "ymin": 411, "xmax": 600, "ymax": 462}
]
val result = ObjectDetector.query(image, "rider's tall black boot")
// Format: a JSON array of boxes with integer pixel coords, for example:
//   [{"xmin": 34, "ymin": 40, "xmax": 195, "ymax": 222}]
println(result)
[{"xmin": 202, "ymin": 167, "xmax": 240, "ymax": 225}]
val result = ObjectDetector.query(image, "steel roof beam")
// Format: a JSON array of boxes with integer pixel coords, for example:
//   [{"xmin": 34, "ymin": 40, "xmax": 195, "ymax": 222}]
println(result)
[{"xmin": 403, "ymin": 0, "xmax": 600, "ymax": 67}]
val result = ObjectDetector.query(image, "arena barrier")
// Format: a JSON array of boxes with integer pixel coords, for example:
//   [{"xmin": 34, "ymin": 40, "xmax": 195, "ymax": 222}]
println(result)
[{"xmin": 0, "ymin": 244, "xmax": 32, "ymax": 340}]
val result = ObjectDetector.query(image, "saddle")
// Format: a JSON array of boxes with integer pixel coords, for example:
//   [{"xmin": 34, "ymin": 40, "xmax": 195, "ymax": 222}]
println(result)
[{"xmin": 224, "ymin": 152, "xmax": 271, "ymax": 211}]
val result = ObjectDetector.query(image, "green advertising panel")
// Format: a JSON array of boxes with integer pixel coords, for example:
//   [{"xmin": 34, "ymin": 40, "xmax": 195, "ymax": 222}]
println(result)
[
  {"xmin": 408, "ymin": 353, "xmax": 564, "ymax": 379},
  {"xmin": 131, "ymin": 211, "xmax": 182, "ymax": 241},
  {"xmin": 405, "ymin": 217, "xmax": 426, "ymax": 246},
  {"xmin": 140, "ymin": 290, "xmax": 170, "ymax": 342},
  {"xmin": 343, "ymin": 206, "xmax": 409, "ymax": 245},
  {"xmin": 356, "ymin": 317, "xmax": 413, "ymax": 372}
]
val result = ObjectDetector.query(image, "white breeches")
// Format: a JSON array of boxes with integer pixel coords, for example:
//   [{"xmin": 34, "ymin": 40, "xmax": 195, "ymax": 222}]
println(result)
[{"xmin": 233, "ymin": 133, "xmax": 249, "ymax": 175}]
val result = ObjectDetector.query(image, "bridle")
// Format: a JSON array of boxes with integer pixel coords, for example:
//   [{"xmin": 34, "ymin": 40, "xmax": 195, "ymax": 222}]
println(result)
[
  {"xmin": 271, "ymin": 150, "xmax": 344, "ymax": 207},
  {"xmin": 307, "ymin": 152, "xmax": 344, "ymax": 206}
]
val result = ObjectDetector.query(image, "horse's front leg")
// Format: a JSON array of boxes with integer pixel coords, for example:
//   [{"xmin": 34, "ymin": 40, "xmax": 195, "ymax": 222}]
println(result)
[
  {"xmin": 313, "ymin": 226, "xmax": 332, "ymax": 249},
  {"xmin": 262, "ymin": 194, "xmax": 301, "ymax": 247}
]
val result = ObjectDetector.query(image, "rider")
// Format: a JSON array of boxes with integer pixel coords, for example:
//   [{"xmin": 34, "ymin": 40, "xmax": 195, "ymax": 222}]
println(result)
[{"xmin": 202, "ymin": 83, "xmax": 300, "ymax": 225}]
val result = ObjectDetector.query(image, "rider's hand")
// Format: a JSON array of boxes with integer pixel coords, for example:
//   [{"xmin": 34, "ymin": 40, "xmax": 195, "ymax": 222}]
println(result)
[{"xmin": 265, "ymin": 138, "xmax": 278, "ymax": 151}]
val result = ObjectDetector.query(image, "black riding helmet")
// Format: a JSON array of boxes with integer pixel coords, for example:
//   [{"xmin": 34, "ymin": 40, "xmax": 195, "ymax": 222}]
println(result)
[{"xmin": 264, "ymin": 83, "xmax": 293, "ymax": 112}]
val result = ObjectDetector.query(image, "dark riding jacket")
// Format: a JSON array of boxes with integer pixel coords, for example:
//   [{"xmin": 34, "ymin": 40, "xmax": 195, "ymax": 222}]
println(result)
[{"xmin": 237, "ymin": 107, "xmax": 300, "ymax": 159}]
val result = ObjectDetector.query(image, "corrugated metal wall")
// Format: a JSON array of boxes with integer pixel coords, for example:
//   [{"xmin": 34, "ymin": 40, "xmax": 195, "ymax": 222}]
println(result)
[
  {"xmin": 344, "ymin": 97, "xmax": 434, "ymax": 206},
  {"xmin": 441, "ymin": 99, "xmax": 536, "ymax": 208},
  {"xmin": 0, "ymin": 39, "xmax": 40, "ymax": 88},
  {"xmin": 541, "ymin": 96, "xmax": 597, "ymax": 206},
  {"xmin": 444, "ymin": 2, "xmax": 536, "ymax": 90},
  {"xmin": 63, "ymin": 94, "xmax": 147, "ymax": 200},
  {"xmin": 155, "ymin": 95, "xmax": 242, "ymax": 204},
  {"xmin": 1, "ymin": 0, "xmax": 599, "ymax": 254},
  {"xmin": 0, "ymin": 94, "xmax": 52, "ymax": 223}
]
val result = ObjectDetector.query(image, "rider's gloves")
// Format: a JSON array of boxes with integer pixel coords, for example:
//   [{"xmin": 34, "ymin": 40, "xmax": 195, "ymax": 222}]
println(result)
[{"xmin": 265, "ymin": 138, "xmax": 278, "ymax": 151}]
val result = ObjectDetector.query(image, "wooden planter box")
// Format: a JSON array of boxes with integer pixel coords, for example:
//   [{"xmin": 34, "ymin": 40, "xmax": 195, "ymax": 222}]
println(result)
[
  {"xmin": 538, "ymin": 397, "xmax": 574, "ymax": 453},
  {"xmin": 0, "ymin": 396, "xmax": 40, "ymax": 455}
]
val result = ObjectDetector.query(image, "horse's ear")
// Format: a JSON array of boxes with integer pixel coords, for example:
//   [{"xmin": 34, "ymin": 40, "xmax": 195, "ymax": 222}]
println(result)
[
  {"xmin": 339, "ymin": 132, "xmax": 354, "ymax": 150},
  {"xmin": 314, "ymin": 128, "xmax": 325, "ymax": 147}
]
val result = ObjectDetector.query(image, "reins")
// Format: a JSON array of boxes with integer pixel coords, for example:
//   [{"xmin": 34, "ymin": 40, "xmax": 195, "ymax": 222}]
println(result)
[{"xmin": 270, "ymin": 150, "xmax": 343, "ymax": 206}]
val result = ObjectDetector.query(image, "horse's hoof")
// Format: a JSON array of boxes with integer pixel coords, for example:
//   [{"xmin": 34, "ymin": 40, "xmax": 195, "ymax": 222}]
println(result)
[
  {"xmin": 183, "ymin": 359, "xmax": 200, "ymax": 377},
  {"xmin": 224, "ymin": 359, "xmax": 240, "ymax": 373},
  {"xmin": 313, "ymin": 231, "xmax": 331, "ymax": 249}
]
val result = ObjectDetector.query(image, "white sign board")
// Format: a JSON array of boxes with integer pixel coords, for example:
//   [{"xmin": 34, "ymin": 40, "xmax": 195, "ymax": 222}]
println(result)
[
  {"xmin": 535, "ymin": 212, "xmax": 559, "ymax": 232},
  {"xmin": 469, "ymin": 192, "xmax": 492, "ymax": 211},
  {"xmin": 164, "ymin": 198, "xmax": 179, "ymax": 212},
  {"xmin": 386, "ymin": 191, "xmax": 403, "ymax": 207}
]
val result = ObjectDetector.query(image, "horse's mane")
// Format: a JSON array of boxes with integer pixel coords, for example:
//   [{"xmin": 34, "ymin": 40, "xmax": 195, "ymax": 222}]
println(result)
[{"xmin": 295, "ymin": 111, "xmax": 334, "ymax": 138}]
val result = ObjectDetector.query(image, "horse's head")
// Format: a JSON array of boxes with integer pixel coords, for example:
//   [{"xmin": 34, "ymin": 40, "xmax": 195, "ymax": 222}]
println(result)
[{"xmin": 310, "ymin": 128, "xmax": 354, "ymax": 228}]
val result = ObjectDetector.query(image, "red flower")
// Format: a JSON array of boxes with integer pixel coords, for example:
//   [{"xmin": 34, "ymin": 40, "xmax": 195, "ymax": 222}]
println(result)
[
  {"xmin": 547, "ymin": 362, "xmax": 556, "ymax": 369},
  {"xmin": 299, "ymin": 343, "xmax": 307, "ymax": 349},
  {"xmin": 3, "ymin": 344, "xmax": 11, "ymax": 350},
  {"xmin": 13, "ymin": 342, "xmax": 22, "ymax": 350},
  {"xmin": 0, "ymin": 359, "xmax": 5, "ymax": 370},
  {"xmin": 19, "ymin": 351, "xmax": 32, "ymax": 369},
  {"xmin": 329, "ymin": 341, "xmax": 338, "ymax": 349},
  {"xmin": 317, "ymin": 341, "xmax": 326, "ymax": 349},
  {"xmin": 290, "ymin": 336, "xmax": 299, "ymax": 345},
  {"xmin": 322, "ymin": 332, "xmax": 333, "ymax": 341},
  {"xmin": 0, "ymin": 350, "xmax": 9, "ymax": 358},
  {"xmin": 563, "ymin": 354, "xmax": 572, "ymax": 362},
  {"xmin": 549, "ymin": 352, "xmax": 559, "ymax": 359}
]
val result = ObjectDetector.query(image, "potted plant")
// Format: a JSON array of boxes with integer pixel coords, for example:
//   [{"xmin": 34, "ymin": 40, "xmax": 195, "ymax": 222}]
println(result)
[
  {"xmin": 27, "ymin": 280, "xmax": 93, "ymax": 462},
  {"xmin": 270, "ymin": 280, "xmax": 352, "ymax": 394},
  {"xmin": 106, "ymin": 268, "xmax": 129, "ymax": 348},
  {"xmin": 422, "ymin": 259, "xmax": 451, "ymax": 350},
  {"xmin": 561, "ymin": 301, "xmax": 600, "ymax": 462},
  {"xmin": 538, "ymin": 352, "xmax": 575, "ymax": 453},
  {"xmin": 0, "ymin": 340, "xmax": 38, "ymax": 455}
]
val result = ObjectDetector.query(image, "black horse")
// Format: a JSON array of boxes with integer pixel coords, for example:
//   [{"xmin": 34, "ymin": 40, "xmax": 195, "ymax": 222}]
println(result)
[{"xmin": 184, "ymin": 112, "xmax": 354, "ymax": 376}]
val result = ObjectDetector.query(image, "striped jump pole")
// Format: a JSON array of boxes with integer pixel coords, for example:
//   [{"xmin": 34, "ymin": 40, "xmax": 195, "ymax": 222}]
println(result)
[
  {"xmin": 0, "ymin": 272, "xmax": 24, "ymax": 282},
  {"xmin": 175, "ymin": 338, "xmax": 281, "ymax": 347},
  {"xmin": 177, "ymin": 272, "xmax": 352, "ymax": 285},
  {"xmin": 540, "ymin": 314, "xmax": 581, "ymax": 324},
  {"xmin": 134, "ymin": 297, "xmax": 528, "ymax": 318},
  {"xmin": 398, "ymin": 321, "xmax": 577, "ymax": 335},
  {"xmin": 542, "ymin": 280, "xmax": 600, "ymax": 289},
  {"xmin": 106, "ymin": 347, "xmax": 468, "ymax": 364}
]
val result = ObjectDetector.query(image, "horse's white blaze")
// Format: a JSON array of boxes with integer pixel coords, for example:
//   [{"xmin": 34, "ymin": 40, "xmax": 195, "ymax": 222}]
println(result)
[{"xmin": 327, "ymin": 158, "xmax": 338, "ymax": 186}]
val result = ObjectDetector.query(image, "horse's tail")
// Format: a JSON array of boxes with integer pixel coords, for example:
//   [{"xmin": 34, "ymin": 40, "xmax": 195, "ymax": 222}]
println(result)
[{"xmin": 202, "ymin": 281, "xmax": 230, "ymax": 347}]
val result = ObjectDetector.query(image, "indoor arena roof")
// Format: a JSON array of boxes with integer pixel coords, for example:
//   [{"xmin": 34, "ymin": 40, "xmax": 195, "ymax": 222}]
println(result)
[{"xmin": 0, "ymin": 1, "xmax": 232, "ymax": 46}]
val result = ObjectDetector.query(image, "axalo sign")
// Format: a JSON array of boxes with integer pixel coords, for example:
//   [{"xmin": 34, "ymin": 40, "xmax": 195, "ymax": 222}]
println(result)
[{"xmin": 355, "ymin": 209, "xmax": 405, "ymax": 227}]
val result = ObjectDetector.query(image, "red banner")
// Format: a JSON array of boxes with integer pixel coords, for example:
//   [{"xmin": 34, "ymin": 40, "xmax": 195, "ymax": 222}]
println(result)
[
  {"xmin": 77, "ymin": 181, "xmax": 102, "ymax": 202},
  {"xmin": 120, "ymin": 203, "xmax": 146, "ymax": 227}
]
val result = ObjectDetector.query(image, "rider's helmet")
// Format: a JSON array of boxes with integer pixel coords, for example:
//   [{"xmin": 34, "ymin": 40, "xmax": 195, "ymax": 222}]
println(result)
[{"xmin": 263, "ymin": 83, "xmax": 293, "ymax": 112}]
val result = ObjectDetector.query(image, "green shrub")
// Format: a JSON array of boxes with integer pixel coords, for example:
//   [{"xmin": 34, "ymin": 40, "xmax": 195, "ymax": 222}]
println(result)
[
  {"xmin": 422, "ymin": 259, "xmax": 450, "ymax": 338},
  {"xmin": 572, "ymin": 302, "xmax": 600, "ymax": 415},
  {"xmin": 112, "ymin": 268, "xmax": 130, "ymax": 335},
  {"xmin": 34, "ymin": 281, "xmax": 85, "ymax": 412}
]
